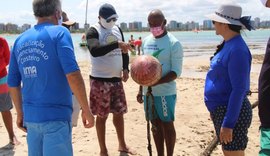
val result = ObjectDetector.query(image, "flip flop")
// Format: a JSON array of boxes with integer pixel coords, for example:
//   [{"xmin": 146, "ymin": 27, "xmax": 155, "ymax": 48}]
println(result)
[{"xmin": 118, "ymin": 147, "xmax": 137, "ymax": 155}]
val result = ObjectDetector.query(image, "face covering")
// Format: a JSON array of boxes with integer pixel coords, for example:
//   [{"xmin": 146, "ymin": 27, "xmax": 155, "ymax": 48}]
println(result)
[
  {"xmin": 150, "ymin": 26, "xmax": 164, "ymax": 37},
  {"xmin": 100, "ymin": 18, "xmax": 116, "ymax": 29},
  {"xmin": 260, "ymin": 0, "xmax": 267, "ymax": 6},
  {"xmin": 58, "ymin": 16, "xmax": 63, "ymax": 25}
]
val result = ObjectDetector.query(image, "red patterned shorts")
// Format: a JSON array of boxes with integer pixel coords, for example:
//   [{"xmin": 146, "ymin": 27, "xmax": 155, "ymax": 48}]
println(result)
[{"xmin": 89, "ymin": 79, "xmax": 127, "ymax": 118}]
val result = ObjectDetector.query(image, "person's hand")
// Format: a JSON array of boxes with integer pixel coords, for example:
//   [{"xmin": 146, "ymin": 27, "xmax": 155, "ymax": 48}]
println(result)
[
  {"xmin": 136, "ymin": 92, "xmax": 143, "ymax": 104},
  {"xmin": 81, "ymin": 110, "xmax": 95, "ymax": 128},
  {"xmin": 210, "ymin": 114, "xmax": 213, "ymax": 121},
  {"xmin": 118, "ymin": 41, "xmax": 131, "ymax": 54},
  {"xmin": 219, "ymin": 127, "xmax": 233, "ymax": 144},
  {"xmin": 150, "ymin": 78, "xmax": 162, "ymax": 87},
  {"xmin": 17, "ymin": 113, "xmax": 27, "ymax": 132},
  {"xmin": 122, "ymin": 69, "xmax": 129, "ymax": 82}
]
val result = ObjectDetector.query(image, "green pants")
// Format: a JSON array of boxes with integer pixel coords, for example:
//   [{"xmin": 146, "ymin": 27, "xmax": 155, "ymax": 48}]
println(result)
[{"xmin": 260, "ymin": 128, "xmax": 270, "ymax": 156}]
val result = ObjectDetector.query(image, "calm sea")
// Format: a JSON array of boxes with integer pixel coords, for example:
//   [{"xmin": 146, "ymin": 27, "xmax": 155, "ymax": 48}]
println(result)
[{"xmin": 2, "ymin": 29, "xmax": 269, "ymax": 61}]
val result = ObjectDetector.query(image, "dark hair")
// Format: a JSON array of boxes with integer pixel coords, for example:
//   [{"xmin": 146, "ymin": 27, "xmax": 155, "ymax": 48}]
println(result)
[
  {"xmin": 33, "ymin": 0, "xmax": 61, "ymax": 17},
  {"xmin": 228, "ymin": 24, "xmax": 242, "ymax": 33},
  {"xmin": 210, "ymin": 41, "xmax": 225, "ymax": 60},
  {"xmin": 210, "ymin": 24, "xmax": 242, "ymax": 60}
]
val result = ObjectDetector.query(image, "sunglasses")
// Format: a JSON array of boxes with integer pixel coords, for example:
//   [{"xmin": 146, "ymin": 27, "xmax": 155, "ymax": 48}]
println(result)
[{"xmin": 106, "ymin": 18, "xmax": 117, "ymax": 23}]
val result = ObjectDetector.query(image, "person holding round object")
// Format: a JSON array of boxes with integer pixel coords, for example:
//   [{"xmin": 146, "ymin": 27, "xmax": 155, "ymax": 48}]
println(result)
[
  {"xmin": 136, "ymin": 9, "xmax": 183, "ymax": 156},
  {"xmin": 204, "ymin": 3, "xmax": 254, "ymax": 156}
]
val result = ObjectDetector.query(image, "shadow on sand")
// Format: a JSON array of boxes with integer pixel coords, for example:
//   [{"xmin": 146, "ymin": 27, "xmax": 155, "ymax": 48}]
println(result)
[{"xmin": 0, "ymin": 143, "xmax": 15, "ymax": 156}]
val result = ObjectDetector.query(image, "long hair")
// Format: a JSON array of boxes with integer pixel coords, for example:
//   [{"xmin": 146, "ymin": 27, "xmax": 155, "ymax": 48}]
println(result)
[
  {"xmin": 210, "ymin": 24, "xmax": 242, "ymax": 60},
  {"xmin": 228, "ymin": 24, "xmax": 242, "ymax": 33},
  {"xmin": 210, "ymin": 41, "xmax": 225, "ymax": 60}
]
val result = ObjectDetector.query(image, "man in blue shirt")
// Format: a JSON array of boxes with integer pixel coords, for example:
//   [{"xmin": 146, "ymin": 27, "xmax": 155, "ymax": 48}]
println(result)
[{"xmin": 7, "ymin": 0, "xmax": 94, "ymax": 155}]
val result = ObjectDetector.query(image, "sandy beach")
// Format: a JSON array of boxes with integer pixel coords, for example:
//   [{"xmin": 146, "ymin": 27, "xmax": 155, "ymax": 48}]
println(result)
[{"xmin": 0, "ymin": 53, "xmax": 263, "ymax": 156}]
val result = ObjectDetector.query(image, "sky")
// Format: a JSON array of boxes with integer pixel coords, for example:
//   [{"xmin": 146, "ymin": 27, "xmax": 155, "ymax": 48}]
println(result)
[{"xmin": 0, "ymin": 0, "xmax": 269, "ymax": 28}]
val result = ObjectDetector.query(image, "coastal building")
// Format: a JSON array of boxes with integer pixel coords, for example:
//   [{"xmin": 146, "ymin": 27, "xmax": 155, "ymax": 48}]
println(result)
[
  {"xmin": 73, "ymin": 23, "xmax": 80, "ymax": 30},
  {"xmin": 203, "ymin": 20, "xmax": 213, "ymax": 30},
  {"xmin": 0, "ymin": 23, "xmax": 5, "ymax": 32},
  {"xmin": 120, "ymin": 22, "xmax": 128, "ymax": 31},
  {"xmin": 129, "ymin": 21, "xmax": 143, "ymax": 32},
  {"xmin": 5, "ymin": 23, "xmax": 18, "ymax": 33},
  {"xmin": 260, "ymin": 20, "xmax": 270, "ymax": 28},
  {"xmin": 1, "ymin": 16, "xmax": 269, "ymax": 33},
  {"xmin": 169, "ymin": 20, "xmax": 178, "ymax": 31},
  {"xmin": 254, "ymin": 17, "xmax": 260, "ymax": 28},
  {"xmin": 21, "ymin": 24, "xmax": 31, "ymax": 32}
]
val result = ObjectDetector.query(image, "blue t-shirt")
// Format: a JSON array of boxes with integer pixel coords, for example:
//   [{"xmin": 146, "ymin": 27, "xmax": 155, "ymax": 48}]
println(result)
[
  {"xmin": 8, "ymin": 22, "xmax": 79, "ymax": 123},
  {"xmin": 204, "ymin": 35, "xmax": 251, "ymax": 128},
  {"xmin": 142, "ymin": 32, "xmax": 183, "ymax": 96}
]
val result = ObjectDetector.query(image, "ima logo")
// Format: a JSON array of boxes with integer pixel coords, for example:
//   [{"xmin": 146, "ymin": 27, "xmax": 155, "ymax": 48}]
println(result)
[{"xmin": 23, "ymin": 66, "xmax": 37, "ymax": 78}]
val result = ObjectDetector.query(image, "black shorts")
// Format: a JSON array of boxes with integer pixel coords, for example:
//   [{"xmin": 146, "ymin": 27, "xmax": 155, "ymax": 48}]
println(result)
[
  {"xmin": 0, "ymin": 93, "xmax": 13, "ymax": 112},
  {"xmin": 211, "ymin": 98, "xmax": 252, "ymax": 151}
]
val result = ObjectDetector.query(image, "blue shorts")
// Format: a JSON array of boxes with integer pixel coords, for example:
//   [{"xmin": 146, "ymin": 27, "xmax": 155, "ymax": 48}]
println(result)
[
  {"xmin": 143, "ymin": 95, "xmax": 176, "ymax": 122},
  {"xmin": 25, "ymin": 121, "xmax": 73, "ymax": 156},
  {"xmin": 259, "ymin": 128, "xmax": 270, "ymax": 156}
]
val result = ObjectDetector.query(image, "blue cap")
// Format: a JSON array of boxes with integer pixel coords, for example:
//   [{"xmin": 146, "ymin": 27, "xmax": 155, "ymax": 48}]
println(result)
[{"xmin": 99, "ymin": 3, "xmax": 118, "ymax": 20}]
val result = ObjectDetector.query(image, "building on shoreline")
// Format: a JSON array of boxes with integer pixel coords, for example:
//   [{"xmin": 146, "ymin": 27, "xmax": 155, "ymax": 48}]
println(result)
[{"xmin": 1, "ymin": 17, "xmax": 270, "ymax": 34}]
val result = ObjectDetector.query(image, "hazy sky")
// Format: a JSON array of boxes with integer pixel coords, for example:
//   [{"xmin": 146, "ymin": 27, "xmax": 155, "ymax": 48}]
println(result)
[{"xmin": 0, "ymin": 0, "xmax": 269, "ymax": 28}]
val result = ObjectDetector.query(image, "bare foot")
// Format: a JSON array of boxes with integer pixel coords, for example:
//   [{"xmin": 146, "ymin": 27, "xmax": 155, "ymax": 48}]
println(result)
[
  {"xmin": 118, "ymin": 146, "xmax": 137, "ymax": 155},
  {"xmin": 100, "ymin": 152, "xmax": 109, "ymax": 156},
  {"xmin": 10, "ymin": 136, "xmax": 21, "ymax": 145}
]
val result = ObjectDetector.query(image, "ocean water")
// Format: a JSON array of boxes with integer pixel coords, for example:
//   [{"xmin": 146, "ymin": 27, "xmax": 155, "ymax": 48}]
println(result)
[{"xmin": 2, "ymin": 29, "xmax": 269, "ymax": 61}]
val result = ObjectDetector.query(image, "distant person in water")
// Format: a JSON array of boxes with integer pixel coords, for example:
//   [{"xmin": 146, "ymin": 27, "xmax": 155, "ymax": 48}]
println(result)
[
  {"xmin": 128, "ymin": 34, "xmax": 135, "ymax": 50},
  {"xmin": 134, "ymin": 37, "xmax": 142, "ymax": 55}
]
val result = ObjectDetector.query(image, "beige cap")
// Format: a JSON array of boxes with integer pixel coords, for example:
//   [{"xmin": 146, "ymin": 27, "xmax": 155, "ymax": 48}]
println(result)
[{"xmin": 62, "ymin": 11, "xmax": 76, "ymax": 26}]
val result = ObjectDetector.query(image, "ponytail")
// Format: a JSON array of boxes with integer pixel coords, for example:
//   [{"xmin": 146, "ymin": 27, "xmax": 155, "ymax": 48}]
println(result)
[{"xmin": 210, "ymin": 40, "xmax": 225, "ymax": 60}]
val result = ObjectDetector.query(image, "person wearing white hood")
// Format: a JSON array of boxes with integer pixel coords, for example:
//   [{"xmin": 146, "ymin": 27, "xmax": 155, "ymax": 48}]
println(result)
[
  {"xmin": 259, "ymin": 0, "xmax": 270, "ymax": 155},
  {"xmin": 85, "ymin": 3, "xmax": 136, "ymax": 156}
]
